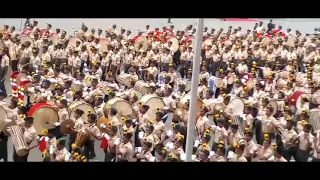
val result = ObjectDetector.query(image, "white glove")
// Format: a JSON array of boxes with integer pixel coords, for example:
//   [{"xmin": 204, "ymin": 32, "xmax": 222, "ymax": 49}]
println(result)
[
  {"xmin": 177, "ymin": 111, "xmax": 182, "ymax": 117},
  {"xmin": 166, "ymin": 130, "xmax": 172, "ymax": 136},
  {"xmin": 49, "ymin": 145, "xmax": 55, "ymax": 154},
  {"xmin": 138, "ymin": 132, "xmax": 144, "ymax": 139},
  {"xmin": 54, "ymin": 122, "xmax": 61, "ymax": 126},
  {"xmin": 100, "ymin": 123, "xmax": 106, "ymax": 129}
]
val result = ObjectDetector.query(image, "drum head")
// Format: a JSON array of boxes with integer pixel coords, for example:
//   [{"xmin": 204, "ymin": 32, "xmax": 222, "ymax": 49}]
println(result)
[
  {"xmin": 84, "ymin": 76, "xmax": 92, "ymax": 87},
  {"xmin": 16, "ymin": 149, "xmax": 29, "ymax": 157},
  {"xmin": 139, "ymin": 96, "xmax": 165, "ymax": 121},
  {"xmin": 0, "ymin": 106, "xmax": 6, "ymax": 132},
  {"xmin": 60, "ymin": 119, "xmax": 75, "ymax": 134},
  {"xmin": 20, "ymin": 35, "xmax": 34, "ymax": 47},
  {"xmin": 105, "ymin": 99, "xmax": 133, "ymax": 120},
  {"xmin": 70, "ymin": 104, "xmax": 95, "ymax": 123},
  {"xmin": 215, "ymin": 78, "xmax": 224, "ymax": 88},
  {"xmin": 230, "ymin": 98, "xmax": 244, "ymax": 116},
  {"xmin": 32, "ymin": 106, "xmax": 59, "ymax": 135},
  {"xmin": 71, "ymin": 84, "xmax": 82, "ymax": 92},
  {"xmin": 178, "ymin": 95, "xmax": 203, "ymax": 115},
  {"xmin": 102, "ymin": 84, "xmax": 114, "ymax": 95}
]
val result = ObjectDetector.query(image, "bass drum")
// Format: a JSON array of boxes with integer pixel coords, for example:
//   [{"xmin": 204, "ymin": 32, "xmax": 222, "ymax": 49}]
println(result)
[
  {"xmin": 31, "ymin": 106, "xmax": 59, "ymax": 135},
  {"xmin": 134, "ymin": 80, "xmax": 149, "ymax": 95},
  {"xmin": 104, "ymin": 97, "xmax": 133, "ymax": 120},
  {"xmin": 0, "ymin": 106, "xmax": 7, "ymax": 132},
  {"xmin": 69, "ymin": 103, "xmax": 96, "ymax": 123},
  {"xmin": 118, "ymin": 74, "xmax": 132, "ymax": 87},
  {"xmin": 288, "ymin": 91, "xmax": 310, "ymax": 111},
  {"xmin": 138, "ymin": 94, "xmax": 165, "ymax": 121},
  {"xmin": 178, "ymin": 95, "xmax": 203, "ymax": 115},
  {"xmin": 229, "ymin": 95, "xmax": 244, "ymax": 116}
]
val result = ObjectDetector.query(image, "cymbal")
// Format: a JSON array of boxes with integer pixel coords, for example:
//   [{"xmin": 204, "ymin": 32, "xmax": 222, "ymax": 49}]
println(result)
[{"xmin": 60, "ymin": 119, "xmax": 75, "ymax": 135}]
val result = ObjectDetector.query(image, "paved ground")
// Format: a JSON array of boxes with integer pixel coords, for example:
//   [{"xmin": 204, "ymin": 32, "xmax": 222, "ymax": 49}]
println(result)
[{"xmin": 1, "ymin": 18, "xmax": 318, "ymax": 162}]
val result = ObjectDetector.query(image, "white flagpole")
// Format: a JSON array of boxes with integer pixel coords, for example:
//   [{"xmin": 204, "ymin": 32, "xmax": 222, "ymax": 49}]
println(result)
[{"xmin": 185, "ymin": 18, "xmax": 204, "ymax": 162}]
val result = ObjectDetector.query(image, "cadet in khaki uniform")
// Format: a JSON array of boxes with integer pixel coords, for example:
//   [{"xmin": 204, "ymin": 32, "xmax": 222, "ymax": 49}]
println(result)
[
  {"xmin": 136, "ymin": 141, "xmax": 153, "ymax": 162},
  {"xmin": 281, "ymin": 119, "xmax": 298, "ymax": 161},
  {"xmin": 210, "ymin": 144, "xmax": 227, "ymax": 162},
  {"xmin": 243, "ymin": 131, "xmax": 258, "ymax": 162},
  {"xmin": 93, "ymin": 96, "xmax": 105, "ymax": 118},
  {"xmin": 229, "ymin": 144, "xmax": 247, "ymax": 162},
  {"xmin": 7, "ymin": 116, "xmax": 40, "ymax": 162},
  {"xmin": 209, "ymin": 118, "xmax": 227, "ymax": 151},
  {"xmin": 67, "ymin": 109, "xmax": 85, "ymax": 151},
  {"xmin": 84, "ymin": 114, "xmax": 101, "ymax": 159},
  {"xmin": 255, "ymin": 138, "xmax": 273, "ymax": 162},
  {"xmin": 227, "ymin": 124, "xmax": 242, "ymax": 148},
  {"xmin": 52, "ymin": 138, "xmax": 68, "ymax": 162},
  {"xmin": 196, "ymin": 107, "xmax": 211, "ymax": 139},
  {"xmin": 294, "ymin": 124, "xmax": 314, "ymax": 162},
  {"xmin": 105, "ymin": 126, "xmax": 120, "ymax": 162},
  {"xmin": 153, "ymin": 112, "xmax": 166, "ymax": 143},
  {"xmin": 116, "ymin": 132, "xmax": 134, "ymax": 162},
  {"xmin": 267, "ymin": 145, "xmax": 288, "ymax": 162}
]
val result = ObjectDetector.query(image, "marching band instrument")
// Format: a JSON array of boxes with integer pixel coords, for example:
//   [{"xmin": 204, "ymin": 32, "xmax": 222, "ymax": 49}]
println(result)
[
  {"xmin": 138, "ymin": 94, "xmax": 165, "ymax": 121},
  {"xmin": 212, "ymin": 101, "xmax": 225, "ymax": 115},
  {"xmin": 227, "ymin": 95, "xmax": 244, "ymax": 116},
  {"xmin": 97, "ymin": 116, "xmax": 110, "ymax": 133},
  {"xmin": 48, "ymin": 78, "xmax": 58, "ymax": 91},
  {"xmin": 0, "ymin": 106, "xmax": 7, "ymax": 132},
  {"xmin": 69, "ymin": 103, "xmax": 96, "ymax": 123},
  {"xmin": 214, "ymin": 78, "xmax": 224, "ymax": 88},
  {"xmin": 8, "ymin": 125, "xmax": 28, "ymax": 156},
  {"xmin": 31, "ymin": 106, "xmax": 59, "ymax": 135},
  {"xmin": 168, "ymin": 37, "xmax": 179, "ymax": 53},
  {"xmin": 60, "ymin": 119, "xmax": 75, "ymax": 134},
  {"xmin": 134, "ymin": 80, "xmax": 149, "ymax": 95},
  {"xmin": 84, "ymin": 74, "xmax": 94, "ymax": 87},
  {"xmin": 177, "ymin": 95, "xmax": 203, "ymax": 114},
  {"xmin": 71, "ymin": 83, "xmax": 82, "ymax": 92},
  {"xmin": 176, "ymin": 78, "xmax": 191, "ymax": 92},
  {"xmin": 311, "ymin": 89, "xmax": 320, "ymax": 105},
  {"xmin": 309, "ymin": 108, "xmax": 320, "ymax": 133},
  {"xmin": 117, "ymin": 73, "xmax": 132, "ymax": 87},
  {"xmin": 172, "ymin": 108, "xmax": 186, "ymax": 122},
  {"xmin": 75, "ymin": 130, "xmax": 90, "ymax": 148},
  {"xmin": 104, "ymin": 97, "xmax": 133, "ymax": 120},
  {"xmin": 101, "ymin": 83, "xmax": 114, "ymax": 95},
  {"xmin": 288, "ymin": 91, "xmax": 310, "ymax": 112}
]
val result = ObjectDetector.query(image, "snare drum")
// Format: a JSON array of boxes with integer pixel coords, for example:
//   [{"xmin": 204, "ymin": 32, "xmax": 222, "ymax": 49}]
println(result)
[
  {"xmin": 104, "ymin": 97, "xmax": 133, "ymax": 120},
  {"xmin": 9, "ymin": 125, "xmax": 28, "ymax": 156},
  {"xmin": 75, "ymin": 131, "xmax": 90, "ymax": 148},
  {"xmin": 138, "ymin": 94, "xmax": 165, "ymax": 121},
  {"xmin": 69, "ymin": 103, "xmax": 96, "ymax": 123},
  {"xmin": 134, "ymin": 80, "xmax": 149, "ymax": 95}
]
